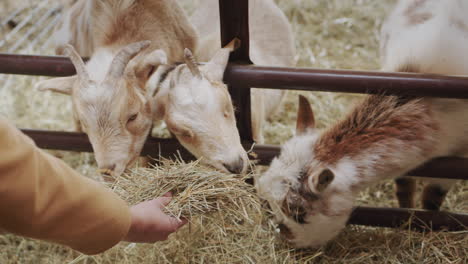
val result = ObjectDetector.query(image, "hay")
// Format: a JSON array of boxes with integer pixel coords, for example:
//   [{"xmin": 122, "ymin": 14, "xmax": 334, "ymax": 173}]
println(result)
[
  {"xmin": 115, "ymin": 159, "xmax": 258, "ymax": 218},
  {"xmin": 0, "ymin": 0, "xmax": 467, "ymax": 263}
]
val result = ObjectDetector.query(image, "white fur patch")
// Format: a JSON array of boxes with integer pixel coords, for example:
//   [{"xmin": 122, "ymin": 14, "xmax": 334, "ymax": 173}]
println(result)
[{"xmin": 257, "ymin": 134, "xmax": 319, "ymax": 202}]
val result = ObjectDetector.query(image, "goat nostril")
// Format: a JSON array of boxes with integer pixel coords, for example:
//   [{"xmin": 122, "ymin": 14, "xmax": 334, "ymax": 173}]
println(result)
[{"xmin": 223, "ymin": 156, "xmax": 245, "ymax": 174}]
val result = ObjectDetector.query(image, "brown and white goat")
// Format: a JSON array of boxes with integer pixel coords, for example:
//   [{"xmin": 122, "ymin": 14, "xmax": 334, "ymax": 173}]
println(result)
[
  {"xmin": 257, "ymin": 0, "xmax": 468, "ymax": 248},
  {"xmin": 188, "ymin": 0, "xmax": 296, "ymax": 144},
  {"xmin": 36, "ymin": 0, "xmax": 197, "ymax": 178}
]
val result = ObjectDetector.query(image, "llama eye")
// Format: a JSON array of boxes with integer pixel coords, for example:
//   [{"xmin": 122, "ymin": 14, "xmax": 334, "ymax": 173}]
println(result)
[{"xmin": 128, "ymin": 113, "xmax": 138, "ymax": 123}]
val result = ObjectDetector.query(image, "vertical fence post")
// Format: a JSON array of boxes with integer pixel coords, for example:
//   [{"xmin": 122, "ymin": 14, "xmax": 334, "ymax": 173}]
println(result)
[{"xmin": 219, "ymin": 0, "xmax": 253, "ymax": 142}]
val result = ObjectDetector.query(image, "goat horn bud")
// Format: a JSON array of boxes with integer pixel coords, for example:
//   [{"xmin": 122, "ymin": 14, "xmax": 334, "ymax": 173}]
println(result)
[
  {"xmin": 63, "ymin": 44, "xmax": 90, "ymax": 83},
  {"xmin": 184, "ymin": 48, "xmax": 202, "ymax": 78}
]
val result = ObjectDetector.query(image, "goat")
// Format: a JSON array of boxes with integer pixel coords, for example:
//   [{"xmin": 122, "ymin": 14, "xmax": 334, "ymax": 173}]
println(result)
[
  {"xmin": 36, "ymin": 0, "xmax": 198, "ymax": 179},
  {"xmin": 144, "ymin": 0, "xmax": 296, "ymax": 174},
  {"xmin": 187, "ymin": 0, "xmax": 296, "ymax": 144},
  {"xmin": 380, "ymin": 0, "xmax": 467, "ymax": 210},
  {"xmin": 256, "ymin": 0, "xmax": 468, "ymax": 248},
  {"xmin": 149, "ymin": 39, "xmax": 249, "ymax": 174}
]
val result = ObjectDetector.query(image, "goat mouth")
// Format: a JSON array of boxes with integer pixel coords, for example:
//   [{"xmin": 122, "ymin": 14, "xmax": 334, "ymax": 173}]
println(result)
[
  {"xmin": 127, "ymin": 155, "xmax": 140, "ymax": 168},
  {"xmin": 97, "ymin": 168, "xmax": 114, "ymax": 176}
]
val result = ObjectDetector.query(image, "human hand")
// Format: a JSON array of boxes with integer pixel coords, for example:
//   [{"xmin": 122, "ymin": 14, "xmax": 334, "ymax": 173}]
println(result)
[{"xmin": 124, "ymin": 193, "xmax": 187, "ymax": 243}]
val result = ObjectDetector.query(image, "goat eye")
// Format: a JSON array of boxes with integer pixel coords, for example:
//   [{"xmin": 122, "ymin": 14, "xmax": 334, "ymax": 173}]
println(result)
[{"xmin": 128, "ymin": 113, "xmax": 138, "ymax": 122}]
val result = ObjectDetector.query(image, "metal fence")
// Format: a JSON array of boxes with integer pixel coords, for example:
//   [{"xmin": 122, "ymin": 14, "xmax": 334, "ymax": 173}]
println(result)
[{"xmin": 0, "ymin": 0, "xmax": 467, "ymax": 231}]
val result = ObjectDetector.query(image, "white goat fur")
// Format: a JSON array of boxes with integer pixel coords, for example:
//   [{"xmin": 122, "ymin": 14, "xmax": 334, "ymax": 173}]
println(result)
[
  {"xmin": 146, "ymin": 0, "xmax": 296, "ymax": 173},
  {"xmin": 190, "ymin": 0, "xmax": 296, "ymax": 143},
  {"xmin": 257, "ymin": 0, "xmax": 468, "ymax": 248},
  {"xmin": 38, "ymin": 0, "xmax": 197, "ymax": 178}
]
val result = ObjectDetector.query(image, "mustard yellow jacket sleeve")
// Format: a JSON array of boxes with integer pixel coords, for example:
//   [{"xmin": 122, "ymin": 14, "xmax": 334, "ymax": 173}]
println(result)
[{"xmin": 0, "ymin": 117, "xmax": 131, "ymax": 255}]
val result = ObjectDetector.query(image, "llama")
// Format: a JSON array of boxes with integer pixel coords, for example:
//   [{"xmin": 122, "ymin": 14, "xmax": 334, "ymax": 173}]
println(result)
[{"xmin": 256, "ymin": 0, "xmax": 468, "ymax": 248}]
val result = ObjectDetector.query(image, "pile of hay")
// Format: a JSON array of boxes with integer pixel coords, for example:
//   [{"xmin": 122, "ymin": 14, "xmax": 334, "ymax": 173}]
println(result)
[{"xmin": 0, "ymin": 0, "xmax": 467, "ymax": 263}]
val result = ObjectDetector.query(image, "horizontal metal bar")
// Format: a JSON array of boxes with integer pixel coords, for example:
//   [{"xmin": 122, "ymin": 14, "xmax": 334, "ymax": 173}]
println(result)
[
  {"xmin": 348, "ymin": 206, "xmax": 468, "ymax": 231},
  {"xmin": 3, "ymin": 54, "xmax": 468, "ymax": 98},
  {"xmin": 225, "ymin": 65, "xmax": 468, "ymax": 99},
  {"xmin": 0, "ymin": 54, "xmax": 75, "ymax": 76},
  {"xmin": 22, "ymin": 129, "xmax": 195, "ymax": 161},
  {"xmin": 21, "ymin": 129, "xmax": 468, "ymax": 180}
]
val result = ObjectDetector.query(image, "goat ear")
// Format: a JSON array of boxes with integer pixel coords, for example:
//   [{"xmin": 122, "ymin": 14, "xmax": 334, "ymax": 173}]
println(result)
[
  {"xmin": 296, "ymin": 95, "xmax": 315, "ymax": 135},
  {"xmin": 141, "ymin": 49, "xmax": 168, "ymax": 78},
  {"xmin": 166, "ymin": 117, "xmax": 194, "ymax": 138},
  {"xmin": 309, "ymin": 169, "xmax": 334, "ymax": 193},
  {"xmin": 204, "ymin": 38, "xmax": 240, "ymax": 81},
  {"xmin": 145, "ymin": 64, "xmax": 172, "ymax": 98},
  {"xmin": 134, "ymin": 49, "xmax": 168, "ymax": 87},
  {"xmin": 151, "ymin": 92, "xmax": 167, "ymax": 121},
  {"xmin": 35, "ymin": 76, "xmax": 77, "ymax": 95}
]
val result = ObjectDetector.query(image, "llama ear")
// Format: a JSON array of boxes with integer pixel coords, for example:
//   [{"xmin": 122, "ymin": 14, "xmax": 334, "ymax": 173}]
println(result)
[
  {"xmin": 309, "ymin": 169, "xmax": 334, "ymax": 193},
  {"xmin": 296, "ymin": 95, "xmax": 315, "ymax": 135}
]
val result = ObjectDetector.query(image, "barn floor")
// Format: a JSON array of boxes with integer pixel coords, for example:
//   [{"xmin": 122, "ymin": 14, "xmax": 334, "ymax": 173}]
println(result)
[{"xmin": 0, "ymin": 0, "xmax": 467, "ymax": 263}]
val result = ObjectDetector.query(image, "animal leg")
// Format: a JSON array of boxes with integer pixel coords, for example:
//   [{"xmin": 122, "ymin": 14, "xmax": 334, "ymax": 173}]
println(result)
[
  {"xmin": 421, "ymin": 179, "xmax": 455, "ymax": 210},
  {"xmin": 394, "ymin": 177, "xmax": 416, "ymax": 208}
]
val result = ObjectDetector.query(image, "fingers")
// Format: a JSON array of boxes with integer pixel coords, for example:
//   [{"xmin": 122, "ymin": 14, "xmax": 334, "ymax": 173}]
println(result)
[
  {"xmin": 167, "ymin": 216, "xmax": 187, "ymax": 231},
  {"xmin": 156, "ymin": 196, "xmax": 172, "ymax": 208},
  {"xmin": 162, "ymin": 192, "xmax": 172, "ymax": 197}
]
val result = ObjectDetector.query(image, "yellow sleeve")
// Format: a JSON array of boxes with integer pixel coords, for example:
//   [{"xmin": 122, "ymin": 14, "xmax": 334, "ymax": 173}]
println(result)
[{"xmin": 0, "ymin": 118, "xmax": 131, "ymax": 255}]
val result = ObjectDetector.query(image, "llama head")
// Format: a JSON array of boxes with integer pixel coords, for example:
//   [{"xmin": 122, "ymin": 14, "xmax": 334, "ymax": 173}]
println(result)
[
  {"xmin": 152, "ymin": 39, "xmax": 248, "ymax": 174},
  {"xmin": 36, "ymin": 41, "xmax": 167, "ymax": 179},
  {"xmin": 256, "ymin": 95, "xmax": 354, "ymax": 248}
]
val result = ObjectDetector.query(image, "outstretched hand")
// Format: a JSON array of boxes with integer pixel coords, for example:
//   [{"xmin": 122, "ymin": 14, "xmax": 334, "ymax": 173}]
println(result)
[{"xmin": 124, "ymin": 193, "xmax": 187, "ymax": 243}]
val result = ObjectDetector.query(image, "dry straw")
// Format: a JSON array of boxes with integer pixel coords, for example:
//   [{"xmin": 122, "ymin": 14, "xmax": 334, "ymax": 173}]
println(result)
[{"xmin": 0, "ymin": 0, "xmax": 467, "ymax": 263}]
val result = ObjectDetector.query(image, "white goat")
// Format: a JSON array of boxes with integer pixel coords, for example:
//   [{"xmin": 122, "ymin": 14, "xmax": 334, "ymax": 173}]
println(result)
[
  {"xmin": 36, "ymin": 0, "xmax": 198, "ymax": 179},
  {"xmin": 150, "ymin": 39, "xmax": 250, "ymax": 173},
  {"xmin": 188, "ymin": 0, "xmax": 296, "ymax": 144},
  {"xmin": 145, "ymin": 0, "xmax": 296, "ymax": 173},
  {"xmin": 49, "ymin": 0, "xmax": 253, "ymax": 175},
  {"xmin": 257, "ymin": 0, "xmax": 468, "ymax": 248}
]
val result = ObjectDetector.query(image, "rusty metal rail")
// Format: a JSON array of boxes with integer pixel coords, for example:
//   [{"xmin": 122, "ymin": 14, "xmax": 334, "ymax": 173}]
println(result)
[
  {"xmin": 1, "ymin": 0, "xmax": 467, "ymax": 231},
  {"xmin": 349, "ymin": 207, "xmax": 468, "ymax": 231},
  {"xmin": 4, "ymin": 54, "xmax": 468, "ymax": 99},
  {"xmin": 20, "ymin": 129, "xmax": 468, "ymax": 180}
]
